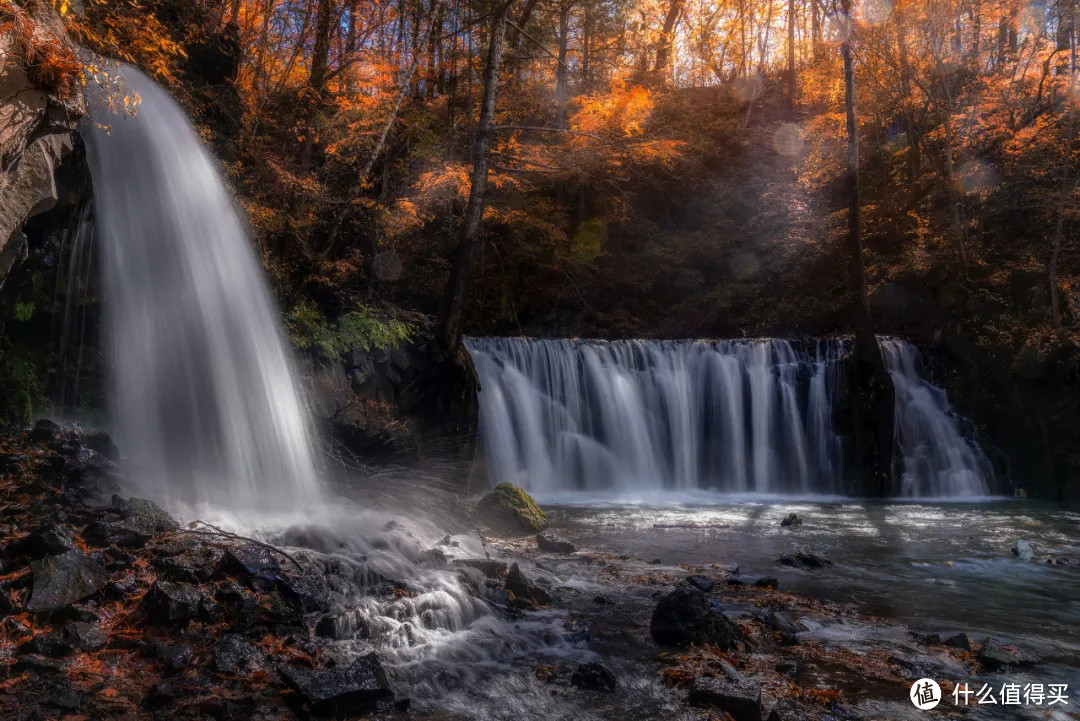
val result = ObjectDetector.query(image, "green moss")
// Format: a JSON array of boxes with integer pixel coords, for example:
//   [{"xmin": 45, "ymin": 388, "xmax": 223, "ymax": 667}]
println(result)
[
  {"xmin": 286, "ymin": 300, "xmax": 414, "ymax": 361},
  {"xmin": 475, "ymin": 482, "xmax": 549, "ymax": 534},
  {"xmin": 0, "ymin": 349, "xmax": 47, "ymax": 425},
  {"xmin": 12, "ymin": 301, "xmax": 34, "ymax": 322}
]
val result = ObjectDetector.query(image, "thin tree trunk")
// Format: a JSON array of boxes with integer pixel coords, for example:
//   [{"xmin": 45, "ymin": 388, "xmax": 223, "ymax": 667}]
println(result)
[
  {"xmin": 653, "ymin": 0, "xmax": 684, "ymax": 81},
  {"xmin": 1050, "ymin": 106, "xmax": 1076, "ymax": 328},
  {"xmin": 300, "ymin": 0, "xmax": 335, "ymax": 172},
  {"xmin": 786, "ymin": 0, "xmax": 796, "ymax": 109},
  {"xmin": 556, "ymin": 1, "xmax": 570, "ymax": 128},
  {"xmin": 437, "ymin": 0, "xmax": 513, "ymax": 351}
]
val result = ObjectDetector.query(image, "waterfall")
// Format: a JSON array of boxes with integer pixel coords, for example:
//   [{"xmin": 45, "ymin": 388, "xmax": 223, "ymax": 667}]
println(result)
[
  {"xmin": 82, "ymin": 65, "xmax": 320, "ymax": 513},
  {"xmin": 880, "ymin": 338, "xmax": 992, "ymax": 497},
  {"xmin": 467, "ymin": 337, "xmax": 992, "ymax": 498},
  {"xmin": 466, "ymin": 337, "xmax": 847, "ymax": 496}
]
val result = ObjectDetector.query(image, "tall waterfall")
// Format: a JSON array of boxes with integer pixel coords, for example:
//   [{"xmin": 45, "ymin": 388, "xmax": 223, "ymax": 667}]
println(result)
[
  {"xmin": 466, "ymin": 338, "xmax": 847, "ymax": 496},
  {"xmin": 467, "ymin": 337, "xmax": 992, "ymax": 498},
  {"xmin": 880, "ymin": 339, "xmax": 992, "ymax": 497},
  {"xmin": 83, "ymin": 65, "xmax": 320, "ymax": 512}
]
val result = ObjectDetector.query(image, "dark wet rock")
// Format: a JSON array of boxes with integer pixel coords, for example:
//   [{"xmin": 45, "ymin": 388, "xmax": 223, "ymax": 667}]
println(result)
[
  {"xmin": 774, "ymin": 659, "xmax": 798, "ymax": 678},
  {"xmin": 19, "ymin": 631, "xmax": 72, "ymax": 658},
  {"xmin": 753, "ymin": 577, "xmax": 779, "ymax": 589},
  {"xmin": 475, "ymin": 483, "xmax": 549, "ymax": 534},
  {"xmin": 725, "ymin": 578, "xmax": 745, "ymax": 587},
  {"xmin": 219, "ymin": 545, "xmax": 280, "ymax": 590},
  {"xmin": 81, "ymin": 430, "xmax": 120, "ymax": 462},
  {"xmin": 911, "ymin": 631, "xmax": 941, "ymax": 646},
  {"xmin": 486, "ymin": 587, "xmax": 511, "ymax": 607},
  {"xmin": 977, "ymin": 637, "xmax": 1040, "ymax": 670},
  {"xmin": 505, "ymin": 563, "xmax": 551, "ymax": 606},
  {"xmin": 688, "ymin": 676, "xmax": 762, "ymax": 721},
  {"xmin": 561, "ymin": 618, "xmax": 589, "ymax": 644},
  {"xmin": 6, "ymin": 523, "xmax": 76, "ymax": 559},
  {"xmin": 111, "ymin": 496, "xmax": 179, "ymax": 533},
  {"xmin": 754, "ymin": 610, "xmax": 799, "ymax": 645},
  {"xmin": 776, "ymin": 550, "xmax": 833, "ymax": 569},
  {"xmin": 13, "ymin": 654, "xmax": 67, "ymax": 674},
  {"xmin": 315, "ymin": 612, "xmax": 367, "ymax": 640},
  {"xmin": 536, "ymin": 532, "xmax": 576, "ymax": 553},
  {"xmin": 419, "ymin": 547, "xmax": 447, "ymax": 565},
  {"xmin": 943, "ymin": 632, "xmax": 972, "ymax": 650},
  {"xmin": 766, "ymin": 699, "xmax": 799, "ymax": 721},
  {"xmin": 780, "ymin": 513, "xmax": 802, "ymax": 528},
  {"xmin": 143, "ymin": 640, "xmax": 195, "ymax": 675},
  {"xmin": 59, "ymin": 621, "xmax": 108, "ymax": 652},
  {"xmin": 144, "ymin": 581, "xmax": 215, "ymax": 625},
  {"xmin": 155, "ymin": 547, "xmax": 222, "ymax": 583},
  {"xmin": 27, "ymin": 551, "xmax": 109, "ymax": 613},
  {"xmin": 278, "ymin": 653, "xmax": 394, "ymax": 716},
  {"xmin": 1012, "ymin": 540, "xmax": 1035, "ymax": 561},
  {"xmin": 84, "ymin": 516, "xmax": 156, "ymax": 547},
  {"xmin": 102, "ymin": 546, "xmax": 137, "ymax": 572},
  {"xmin": 888, "ymin": 652, "xmax": 937, "ymax": 681},
  {"xmin": 212, "ymin": 634, "xmax": 264, "ymax": 675},
  {"xmin": 648, "ymin": 558, "xmax": 662, "ymax": 564},
  {"xmin": 728, "ymin": 562, "xmax": 740, "ymax": 575},
  {"xmin": 277, "ymin": 572, "xmax": 332, "ymax": 614},
  {"xmin": 593, "ymin": 595, "xmax": 613, "ymax": 604},
  {"xmin": 215, "ymin": 580, "xmax": 261, "ymax": 627},
  {"xmin": 452, "ymin": 558, "xmax": 508, "ymax": 578},
  {"xmin": 105, "ymin": 575, "xmax": 141, "ymax": 601},
  {"xmin": 30, "ymin": 419, "xmax": 62, "ymax": 444},
  {"xmin": 437, "ymin": 535, "xmax": 460, "ymax": 547},
  {"xmin": 40, "ymin": 676, "xmax": 82, "ymax": 712},
  {"xmin": 682, "ymin": 574, "xmax": 715, "ymax": 592},
  {"xmin": 650, "ymin": 586, "xmax": 742, "ymax": 649},
  {"xmin": 570, "ymin": 662, "xmax": 616, "ymax": 692}
]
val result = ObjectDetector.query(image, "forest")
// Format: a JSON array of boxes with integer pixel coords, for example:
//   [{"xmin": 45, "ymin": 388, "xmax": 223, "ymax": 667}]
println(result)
[{"xmin": 0, "ymin": 0, "xmax": 1078, "ymax": 718}]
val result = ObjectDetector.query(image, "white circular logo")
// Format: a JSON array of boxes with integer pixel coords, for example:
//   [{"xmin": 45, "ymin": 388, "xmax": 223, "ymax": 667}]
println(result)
[{"xmin": 910, "ymin": 678, "xmax": 942, "ymax": 710}]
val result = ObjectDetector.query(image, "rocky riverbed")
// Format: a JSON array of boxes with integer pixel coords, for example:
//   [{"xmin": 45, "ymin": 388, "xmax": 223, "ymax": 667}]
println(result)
[{"xmin": 0, "ymin": 423, "xmax": 1072, "ymax": 720}]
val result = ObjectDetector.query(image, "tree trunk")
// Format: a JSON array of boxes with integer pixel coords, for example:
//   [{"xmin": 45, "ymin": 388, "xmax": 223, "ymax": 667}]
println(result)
[
  {"xmin": 556, "ymin": 1, "xmax": 570, "ymax": 128},
  {"xmin": 1050, "ymin": 107, "xmax": 1076, "ymax": 328},
  {"xmin": 653, "ymin": 0, "xmax": 684, "ymax": 81},
  {"xmin": 841, "ymin": 0, "xmax": 894, "ymax": 495},
  {"xmin": 437, "ymin": 0, "xmax": 513, "ymax": 351},
  {"xmin": 786, "ymin": 0, "xmax": 796, "ymax": 109},
  {"xmin": 300, "ymin": 0, "xmax": 335, "ymax": 172}
]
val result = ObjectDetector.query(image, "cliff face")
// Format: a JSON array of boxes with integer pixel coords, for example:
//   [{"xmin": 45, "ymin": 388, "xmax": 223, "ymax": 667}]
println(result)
[{"xmin": 0, "ymin": 1, "xmax": 85, "ymax": 291}]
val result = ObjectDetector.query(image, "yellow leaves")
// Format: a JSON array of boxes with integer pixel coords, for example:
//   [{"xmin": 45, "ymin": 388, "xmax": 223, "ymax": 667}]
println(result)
[{"xmin": 571, "ymin": 82, "xmax": 656, "ymax": 140}]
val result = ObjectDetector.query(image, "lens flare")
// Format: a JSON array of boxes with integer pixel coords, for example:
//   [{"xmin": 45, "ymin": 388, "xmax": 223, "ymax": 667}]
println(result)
[
  {"xmin": 774, "ymin": 122, "xmax": 807, "ymax": 156},
  {"xmin": 732, "ymin": 74, "xmax": 764, "ymax": 103},
  {"xmin": 956, "ymin": 160, "xmax": 999, "ymax": 195}
]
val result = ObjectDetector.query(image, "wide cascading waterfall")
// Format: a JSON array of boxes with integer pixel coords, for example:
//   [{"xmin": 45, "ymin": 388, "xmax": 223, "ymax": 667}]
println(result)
[
  {"xmin": 468, "ymin": 337, "xmax": 993, "ymax": 498},
  {"xmin": 880, "ymin": 338, "xmax": 993, "ymax": 497},
  {"xmin": 83, "ymin": 65, "xmax": 320, "ymax": 513},
  {"xmin": 466, "ymin": 337, "xmax": 847, "ymax": 496}
]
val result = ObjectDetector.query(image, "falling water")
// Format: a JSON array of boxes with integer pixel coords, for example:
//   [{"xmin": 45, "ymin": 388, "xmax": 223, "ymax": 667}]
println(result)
[
  {"xmin": 82, "ymin": 65, "xmax": 320, "ymax": 512},
  {"xmin": 880, "ymin": 338, "xmax": 992, "ymax": 497},
  {"xmin": 51, "ymin": 203, "xmax": 97, "ymax": 415},
  {"xmin": 466, "ymin": 337, "xmax": 847, "ymax": 496},
  {"xmin": 468, "ymin": 337, "xmax": 992, "ymax": 498}
]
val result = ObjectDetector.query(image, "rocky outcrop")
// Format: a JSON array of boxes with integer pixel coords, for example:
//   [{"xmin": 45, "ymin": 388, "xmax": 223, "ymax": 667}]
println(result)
[
  {"xmin": 0, "ymin": 2, "xmax": 85, "ymax": 290},
  {"xmin": 475, "ymin": 482, "xmax": 549, "ymax": 534}
]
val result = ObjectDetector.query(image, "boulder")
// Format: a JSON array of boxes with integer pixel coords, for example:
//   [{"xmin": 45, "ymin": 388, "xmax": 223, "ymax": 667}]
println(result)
[
  {"xmin": 475, "ymin": 483, "xmax": 549, "ymax": 534},
  {"xmin": 278, "ymin": 653, "xmax": 394, "ymax": 716},
  {"xmin": 753, "ymin": 610, "xmax": 799, "ymax": 646},
  {"xmin": 84, "ymin": 517, "xmax": 156, "ymax": 547},
  {"xmin": 219, "ymin": 545, "xmax": 280, "ymax": 591},
  {"xmin": 29, "ymin": 419, "xmax": 62, "ymax": 444},
  {"xmin": 943, "ymin": 632, "xmax": 972, "ymax": 650},
  {"xmin": 536, "ymin": 532, "xmax": 576, "ymax": 554},
  {"xmin": 27, "ymin": 551, "xmax": 109, "ymax": 613},
  {"xmin": 1011, "ymin": 540, "xmax": 1035, "ymax": 561},
  {"xmin": 780, "ymin": 513, "xmax": 802, "ymax": 528},
  {"xmin": 451, "ymin": 558, "xmax": 508, "ymax": 578},
  {"xmin": 142, "ymin": 640, "xmax": 195, "ymax": 675},
  {"xmin": 776, "ymin": 551, "xmax": 833, "ymax": 569},
  {"xmin": 315, "ymin": 612, "xmax": 367, "ymax": 641},
  {"xmin": 58, "ymin": 621, "xmax": 107, "ymax": 652},
  {"xmin": 688, "ymin": 676, "xmax": 762, "ymax": 721},
  {"xmin": 570, "ymin": 662, "xmax": 616, "ymax": 692},
  {"xmin": 212, "ymin": 634, "xmax": 264, "ymax": 675},
  {"xmin": 682, "ymin": 574, "xmax": 715, "ymax": 592},
  {"xmin": 766, "ymin": 699, "xmax": 799, "ymax": 721},
  {"xmin": 650, "ymin": 586, "xmax": 741, "ymax": 649},
  {"xmin": 505, "ymin": 563, "xmax": 551, "ymax": 606},
  {"xmin": 774, "ymin": 659, "xmax": 798, "ymax": 678},
  {"xmin": 7, "ymin": 523, "xmax": 76, "ymax": 559},
  {"xmin": 977, "ymin": 638, "xmax": 1040, "ymax": 670},
  {"xmin": 111, "ymin": 496, "xmax": 178, "ymax": 533},
  {"xmin": 753, "ymin": 577, "xmax": 779, "ymax": 589},
  {"xmin": 144, "ymin": 581, "xmax": 215, "ymax": 625}
]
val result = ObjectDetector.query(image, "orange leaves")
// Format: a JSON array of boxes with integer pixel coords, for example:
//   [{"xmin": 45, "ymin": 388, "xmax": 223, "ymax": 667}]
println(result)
[{"xmin": 571, "ymin": 82, "xmax": 657, "ymax": 140}]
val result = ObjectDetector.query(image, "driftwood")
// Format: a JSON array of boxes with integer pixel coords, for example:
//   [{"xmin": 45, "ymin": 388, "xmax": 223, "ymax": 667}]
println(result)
[{"xmin": 178, "ymin": 520, "xmax": 306, "ymax": 571}]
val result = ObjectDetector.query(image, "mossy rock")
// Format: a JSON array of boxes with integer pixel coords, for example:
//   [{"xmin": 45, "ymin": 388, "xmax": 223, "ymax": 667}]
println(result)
[{"xmin": 475, "ymin": 483, "xmax": 549, "ymax": 535}]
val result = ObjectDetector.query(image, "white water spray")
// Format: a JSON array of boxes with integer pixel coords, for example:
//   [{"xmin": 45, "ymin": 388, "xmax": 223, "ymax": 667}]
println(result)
[{"xmin": 83, "ymin": 65, "xmax": 320, "ymax": 513}]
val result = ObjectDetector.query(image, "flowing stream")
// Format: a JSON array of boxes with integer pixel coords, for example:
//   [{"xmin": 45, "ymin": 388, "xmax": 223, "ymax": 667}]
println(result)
[{"xmin": 84, "ymin": 65, "xmax": 320, "ymax": 514}]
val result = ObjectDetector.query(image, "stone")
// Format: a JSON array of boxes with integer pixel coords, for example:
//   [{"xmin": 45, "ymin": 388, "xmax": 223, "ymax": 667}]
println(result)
[
  {"xmin": 474, "ymin": 483, "xmax": 549, "ymax": 534},
  {"xmin": 81, "ymin": 431, "xmax": 120, "ymax": 462},
  {"xmin": 753, "ymin": 577, "xmax": 779, "ymax": 589},
  {"xmin": 212, "ymin": 634, "xmax": 264, "ymax": 675},
  {"xmin": 754, "ymin": 610, "xmax": 799, "ymax": 645},
  {"xmin": 7, "ymin": 523, "xmax": 76, "ymax": 559},
  {"xmin": 19, "ymin": 631, "xmax": 72, "ymax": 658},
  {"xmin": 29, "ymin": 419, "xmax": 62, "ymax": 444},
  {"xmin": 13, "ymin": 654, "xmax": 66, "ymax": 674},
  {"xmin": 143, "ymin": 640, "xmax": 195, "ymax": 675},
  {"xmin": 451, "ymin": 558, "xmax": 507, "ymax": 578},
  {"xmin": 943, "ymin": 632, "xmax": 971, "ymax": 650},
  {"xmin": 911, "ymin": 631, "xmax": 941, "ymax": 646},
  {"xmin": 505, "ymin": 563, "xmax": 551, "ymax": 606},
  {"xmin": 58, "ymin": 621, "xmax": 107, "ymax": 652},
  {"xmin": 276, "ymin": 572, "xmax": 332, "ymax": 614},
  {"xmin": 278, "ymin": 653, "xmax": 394, "ymax": 716},
  {"xmin": 650, "ymin": 586, "xmax": 741, "ymax": 649},
  {"xmin": 774, "ymin": 659, "xmax": 798, "ymax": 678},
  {"xmin": 105, "ymin": 575, "xmax": 141, "ymax": 601},
  {"xmin": 977, "ymin": 638, "xmax": 1040, "ymax": 670},
  {"xmin": 536, "ymin": 533, "xmax": 576, "ymax": 553},
  {"xmin": 688, "ymin": 676, "xmax": 762, "ymax": 721},
  {"xmin": 40, "ymin": 676, "xmax": 81, "ymax": 712},
  {"xmin": 780, "ymin": 513, "xmax": 802, "ymax": 528},
  {"xmin": 27, "ymin": 551, "xmax": 109, "ymax": 613},
  {"xmin": 682, "ymin": 574, "xmax": 715, "ymax": 592},
  {"xmin": 1012, "ymin": 540, "xmax": 1035, "ymax": 561},
  {"xmin": 219, "ymin": 545, "xmax": 280, "ymax": 591},
  {"xmin": 570, "ymin": 662, "xmax": 616, "ymax": 692},
  {"xmin": 144, "ymin": 581, "xmax": 214, "ymax": 625},
  {"xmin": 83, "ymin": 517, "xmax": 156, "ymax": 547},
  {"xmin": 111, "ymin": 496, "xmax": 178, "ymax": 533},
  {"xmin": 776, "ymin": 551, "xmax": 833, "ymax": 569},
  {"xmin": 315, "ymin": 612, "xmax": 366, "ymax": 640},
  {"xmin": 766, "ymin": 699, "xmax": 799, "ymax": 721},
  {"xmin": 419, "ymin": 548, "xmax": 447, "ymax": 565}
]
